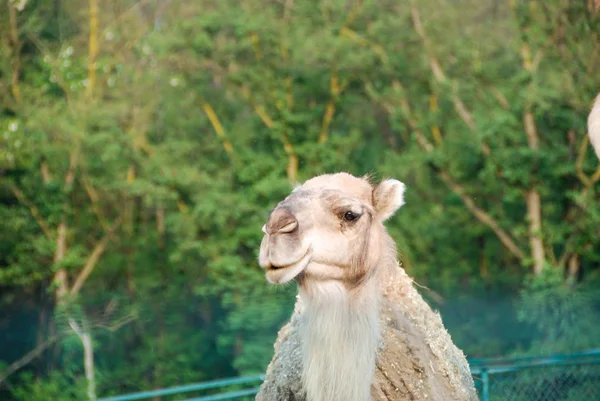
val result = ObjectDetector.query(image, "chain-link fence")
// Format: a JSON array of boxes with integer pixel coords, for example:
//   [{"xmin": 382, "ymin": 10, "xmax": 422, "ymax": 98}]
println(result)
[
  {"xmin": 470, "ymin": 350, "xmax": 600, "ymax": 401},
  {"xmin": 96, "ymin": 350, "xmax": 600, "ymax": 401}
]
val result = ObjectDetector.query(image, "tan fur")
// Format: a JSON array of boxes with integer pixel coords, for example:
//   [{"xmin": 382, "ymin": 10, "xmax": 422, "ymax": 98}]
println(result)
[
  {"xmin": 258, "ymin": 173, "xmax": 406, "ymax": 401},
  {"xmin": 588, "ymin": 94, "xmax": 600, "ymax": 159}
]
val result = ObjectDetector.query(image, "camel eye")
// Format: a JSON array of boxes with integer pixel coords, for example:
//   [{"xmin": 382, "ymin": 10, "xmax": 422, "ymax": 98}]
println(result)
[{"xmin": 342, "ymin": 211, "xmax": 360, "ymax": 222}]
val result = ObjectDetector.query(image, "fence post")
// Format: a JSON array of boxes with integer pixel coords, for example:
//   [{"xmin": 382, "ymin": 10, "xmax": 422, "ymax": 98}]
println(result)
[{"xmin": 481, "ymin": 368, "xmax": 490, "ymax": 401}]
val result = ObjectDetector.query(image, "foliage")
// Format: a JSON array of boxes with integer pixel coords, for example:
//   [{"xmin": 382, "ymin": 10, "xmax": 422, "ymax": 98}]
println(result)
[
  {"xmin": 518, "ymin": 268, "xmax": 600, "ymax": 355},
  {"xmin": 1, "ymin": 0, "xmax": 599, "ymax": 399}
]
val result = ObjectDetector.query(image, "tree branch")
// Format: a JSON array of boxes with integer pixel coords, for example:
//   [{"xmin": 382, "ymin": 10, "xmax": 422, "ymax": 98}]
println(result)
[
  {"xmin": 240, "ymin": 86, "xmax": 298, "ymax": 184},
  {"xmin": 372, "ymin": 81, "xmax": 526, "ymax": 261},
  {"xmin": 513, "ymin": 2, "xmax": 547, "ymax": 273},
  {"xmin": 317, "ymin": 6, "xmax": 358, "ymax": 145},
  {"xmin": 81, "ymin": 174, "xmax": 109, "ymax": 231},
  {"xmin": 70, "ymin": 217, "xmax": 122, "ymax": 297},
  {"xmin": 8, "ymin": 2, "xmax": 22, "ymax": 104},
  {"xmin": 409, "ymin": 2, "xmax": 490, "ymax": 156},
  {"xmin": 318, "ymin": 72, "xmax": 342, "ymax": 144},
  {"xmin": 557, "ymin": 169, "xmax": 600, "ymax": 265},
  {"xmin": 0, "ymin": 335, "xmax": 60, "ymax": 387},
  {"xmin": 68, "ymin": 316, "xmax": 97, "ymax": 401},
  {"xmin": 64, "ymin": 146, "xmax": 80, "ymax": 190},
  {"xmin": 439, "ymin": 170, "xmax": 525, "ymax": 260},
  {"xmin": 199, "ymin": 99, "xmax": 234, "ymax": 156},
  {"xmin": 575, "ymin": 135, "xmax": 600, "ymax": 187},
  {"xmin": 278, "ymin": 11, "xmax": 298, "ymax": 184},
  {"xmin": 10, "ymin": 185, "xmax": 54, "ymax": 239}
]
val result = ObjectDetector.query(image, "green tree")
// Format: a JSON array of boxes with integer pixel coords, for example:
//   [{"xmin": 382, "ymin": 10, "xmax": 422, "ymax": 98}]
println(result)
[{"xmin": 1, "ymin": 0, "xmax": 599, "ymax": 400}]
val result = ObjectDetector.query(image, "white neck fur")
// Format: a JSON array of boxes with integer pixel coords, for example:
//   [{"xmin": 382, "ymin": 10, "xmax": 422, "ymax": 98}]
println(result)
[{"xmin": 299, "ymin": 279, "xmax": 381, "ymax": 401}]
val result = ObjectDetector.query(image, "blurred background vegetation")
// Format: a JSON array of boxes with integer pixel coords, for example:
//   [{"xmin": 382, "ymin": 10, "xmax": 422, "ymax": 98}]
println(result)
[{"xmin": 1, "ymin": 0, "xmax": 600, "ymax": 400}]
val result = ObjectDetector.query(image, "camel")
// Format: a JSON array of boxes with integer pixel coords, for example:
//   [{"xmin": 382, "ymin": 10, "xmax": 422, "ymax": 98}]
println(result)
[
  {"xmin": 589, "ymin": 94, "xmax": 600, "ymax": 159},
  {"xmin": 256, "ymin": 173, "xmax": 478, "ymax": 401}
]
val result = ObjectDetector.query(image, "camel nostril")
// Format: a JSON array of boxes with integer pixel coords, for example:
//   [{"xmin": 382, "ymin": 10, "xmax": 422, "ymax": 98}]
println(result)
[{"xmin": 266, "ymin": 208, "xmax": 298, "ymax": 235}]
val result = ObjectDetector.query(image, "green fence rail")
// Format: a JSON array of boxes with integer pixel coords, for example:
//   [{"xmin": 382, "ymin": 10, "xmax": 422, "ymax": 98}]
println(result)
[
  {"xmin": 97, "ymin": 349, "xmax": 600, "ymax": 401},
  {"xmin": 96, "ymin": 376, "xmax": 264, "ymax": 401}
]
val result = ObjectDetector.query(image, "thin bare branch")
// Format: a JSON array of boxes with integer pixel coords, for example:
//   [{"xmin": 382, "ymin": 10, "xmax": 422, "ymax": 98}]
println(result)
[
  {"xmin": 98, "ymin": 313, "xmax": 137, "ymax": 332},
  {"xmin": 319, "ymin": 72, "xmax": 342, "ymax": 144},
  {"xmin": 40, "ymin": 161, "xmax": 52, "ymax": 183},
  {"xmin": 489, "ymin": 87, "xmax": 510, "ymax": 110},
  {"xmin": 82, "ymin": 175, "xmax": 109, "ymax": 231},
  {"xmin": 200, "ymin": 99, "xmax": 234, "ymax": 156},
  {"xmin": 10, "ymin": 185, "xmax": 54, "ymax": 239},
  {"xmin": 64, "ymin": 145, "xmax": 80, "ymax": 190},
  {"xmin": 439, "ymin": 169, "xmax": 526, "ymax": 260},
  {"xmin": 340, "ymin": 27, "xmax": 389, "ymax": 64},
  {"xmin": 70, "ymin": 217, "xmax": 122, "ymax": 297},
  {"xmin": 0, "ymin": 335, "xmax": 60, "ymax": 387}
]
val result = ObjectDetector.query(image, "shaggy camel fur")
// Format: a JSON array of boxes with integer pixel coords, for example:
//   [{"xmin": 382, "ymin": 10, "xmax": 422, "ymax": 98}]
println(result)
[
  {"xmin": 256, "ymin": 173, "xmax": 478, "ymax": 401},
  {"xmin": 589, "ymin": 94, "xmax": 600, "ymax": 159}
]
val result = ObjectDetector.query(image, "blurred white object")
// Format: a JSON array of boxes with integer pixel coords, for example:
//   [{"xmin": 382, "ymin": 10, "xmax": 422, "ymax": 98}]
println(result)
[{"xmin": 589, "ymin": 94, "xmax": 600, "ymax": 159}]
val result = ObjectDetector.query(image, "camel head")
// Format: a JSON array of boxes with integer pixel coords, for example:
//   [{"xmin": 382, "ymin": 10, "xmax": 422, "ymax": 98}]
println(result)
[{"xmin": 258, "ymin": 172, "xmax": 405, "ymax": 288}]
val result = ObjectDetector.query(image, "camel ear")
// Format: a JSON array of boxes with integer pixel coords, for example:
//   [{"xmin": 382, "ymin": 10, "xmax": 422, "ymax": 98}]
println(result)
[{"xmin": 372, "ymin": 179, "xmax": 406, "ymax": 221}]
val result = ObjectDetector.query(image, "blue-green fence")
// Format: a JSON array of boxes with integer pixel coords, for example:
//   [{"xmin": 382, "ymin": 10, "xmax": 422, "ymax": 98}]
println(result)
[
  {"xmin": 470, "ymin": 349, "xmax": 600, "ymax": 401},
  {"xmin": 95, "ymin": 376, "xmax": 264, "ymax": 401},
  {"xmin": 97, "ymin": 349, "xmax": 600, "ymax": 401}
]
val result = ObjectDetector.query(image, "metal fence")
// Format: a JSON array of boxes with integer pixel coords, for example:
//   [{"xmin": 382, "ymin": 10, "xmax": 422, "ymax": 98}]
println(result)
[
  {"xmin": 95, "ymin": 376, "xmax": 264, "ymax": 401},
  {"xmin": 470, "ymin": 349, "xmax": 600, "ymax": 401},
  {"xmin": 97, "ymin": 349, "xmax": 600, "ymax": 401}
]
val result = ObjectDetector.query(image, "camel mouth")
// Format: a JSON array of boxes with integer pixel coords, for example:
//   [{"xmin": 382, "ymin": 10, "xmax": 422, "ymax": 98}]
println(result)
[{"xmin": 265, "ymin": 248, "xmax": 313, "ymax": 284}]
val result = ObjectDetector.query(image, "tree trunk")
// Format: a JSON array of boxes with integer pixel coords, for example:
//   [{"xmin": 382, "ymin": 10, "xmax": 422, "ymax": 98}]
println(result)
[
  {"xmin": 81, "ymin": 330, "xmax": 96, "ymax": 401},
  {"xmin": 526, "ymin": 189, "xmax": 544, "ymax": 275},
  {"xmin": 523, "ymin": 109, "xmax": 545, "ymax": 274},
  {"xmin": 256, "ymin": 266, "xmax": 478, "ymax": 401},
  {"xmin": 8, "ymin": 1, "xmax": 22, "ymax": 104},
  {"xmin": 69, "ymin": 319, "xmax": 96, "ymax": 401},
  {"xmin": 567, "ymin": 253, "xmax": 580, "ymax": 282},
  {"xmin": 86, "ymin": 0, "xmax": 99, "ymax": 99},
  {"xmin": 53, "ymin": 221, "xmax": 69, "ymax": 299}
]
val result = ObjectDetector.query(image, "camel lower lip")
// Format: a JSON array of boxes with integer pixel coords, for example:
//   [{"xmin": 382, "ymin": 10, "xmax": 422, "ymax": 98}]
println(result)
[
  {"xmin": 268, "ymin": 261, "xmax": 300, "ymax": 271},
  {"xmin": 269, "ymin": 261, "xmax": 300, "ymax": 271},
  {"xmin": 265, "ymin": 249, "xmax": 312, "ymax": 284}
]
